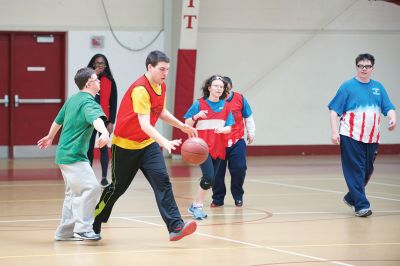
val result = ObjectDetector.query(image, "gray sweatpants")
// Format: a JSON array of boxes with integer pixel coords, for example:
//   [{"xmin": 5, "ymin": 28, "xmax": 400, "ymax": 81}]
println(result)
[{"xmin": 55, "ymin": 161, "xmax": 101, "ymax": 237}]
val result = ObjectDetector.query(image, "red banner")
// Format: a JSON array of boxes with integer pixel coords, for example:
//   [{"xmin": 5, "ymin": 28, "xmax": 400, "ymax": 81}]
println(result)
[{"xmin": 172, "ymin": 49, "xmax": 197, "ymax": 154}]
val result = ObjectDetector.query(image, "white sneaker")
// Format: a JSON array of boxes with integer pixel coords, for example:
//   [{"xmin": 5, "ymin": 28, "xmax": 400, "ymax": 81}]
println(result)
[{"xmin": 74, "ymin": 231, "xmax": 101, "ymax": 241}]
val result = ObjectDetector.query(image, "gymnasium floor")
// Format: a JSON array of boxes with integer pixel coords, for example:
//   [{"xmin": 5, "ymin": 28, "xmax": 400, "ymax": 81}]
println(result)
[{"xmin": 0, "ymin": 155, "xmax": 399, "ymax": 266}]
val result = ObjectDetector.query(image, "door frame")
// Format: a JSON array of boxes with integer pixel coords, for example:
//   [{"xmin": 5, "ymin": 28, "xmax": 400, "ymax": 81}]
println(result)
[{"xmin": 1, "ymin": 31, "xmax": 66, "ymax": 158}]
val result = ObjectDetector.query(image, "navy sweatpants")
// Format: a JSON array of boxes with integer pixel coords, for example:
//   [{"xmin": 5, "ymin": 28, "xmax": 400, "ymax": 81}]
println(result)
[
  {"xmin": 340, "ymin": 135, "xmax": 378, "ymax": 212},
  {"xmin": 212, "ymin": 139, "xmax": 247, "ymax": 205}
]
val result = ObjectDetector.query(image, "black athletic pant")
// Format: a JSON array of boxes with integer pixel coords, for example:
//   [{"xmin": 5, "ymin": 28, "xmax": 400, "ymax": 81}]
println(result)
[{"xmin": 93, "ymin": 143, "xmax": 184, "ymax": 232}]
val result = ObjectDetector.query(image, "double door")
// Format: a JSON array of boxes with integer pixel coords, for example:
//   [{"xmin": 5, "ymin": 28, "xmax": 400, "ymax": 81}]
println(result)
[{"xmin": 0, "ymin": 32, "xmax": 65, "ymax": 158}]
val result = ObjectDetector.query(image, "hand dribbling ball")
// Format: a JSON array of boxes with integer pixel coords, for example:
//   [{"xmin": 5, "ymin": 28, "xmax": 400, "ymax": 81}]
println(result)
[{"xmin": 181, "ymin": 137, "xmax": 209, "ymax": 165}]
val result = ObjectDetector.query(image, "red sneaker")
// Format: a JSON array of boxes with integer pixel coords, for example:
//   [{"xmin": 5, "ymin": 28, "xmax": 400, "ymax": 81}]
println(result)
[
  {"xmin": 210, "ymin": 202, "xmax": 223, "ymax": 208},
  {"xmin": 169, "ymin": 220, "xmax": 197, "ymax": 241}
]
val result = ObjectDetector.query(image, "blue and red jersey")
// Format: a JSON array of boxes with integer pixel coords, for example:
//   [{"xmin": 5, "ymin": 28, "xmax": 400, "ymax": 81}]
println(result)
[
  {"xmin": 328, "ymin": 77, "xmax": 395, "ymax": 143},
  {"xmin": 184, "ymin": 98, "xmax": 234, "ymax": 159}
]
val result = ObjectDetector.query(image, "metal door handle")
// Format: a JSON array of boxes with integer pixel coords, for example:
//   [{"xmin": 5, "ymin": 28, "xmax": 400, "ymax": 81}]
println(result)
[
  {"xmin": 14, "ymin": 94, "xmax": 62, "ymax": 107},
  {"xmin": 0, "ymin": 94, "xmax": 9, "ymax": 107}
]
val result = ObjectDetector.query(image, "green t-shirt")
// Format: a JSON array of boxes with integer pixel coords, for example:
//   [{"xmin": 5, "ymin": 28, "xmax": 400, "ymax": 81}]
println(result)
[{"xmin": 55, "ymin": 92, "xmax": 105, "ymax": 164}]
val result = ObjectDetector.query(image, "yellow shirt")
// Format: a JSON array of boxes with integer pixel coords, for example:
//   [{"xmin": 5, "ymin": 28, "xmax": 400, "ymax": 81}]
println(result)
[{"xmin": 112, "ymin": 84, "xmax": 166, "ymax": 149}]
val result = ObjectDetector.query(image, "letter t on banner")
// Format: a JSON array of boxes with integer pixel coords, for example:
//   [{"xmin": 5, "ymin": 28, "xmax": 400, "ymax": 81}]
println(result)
[{"xmin": 172, "ymin": 0, "xmax": 200, "ymax": 154}]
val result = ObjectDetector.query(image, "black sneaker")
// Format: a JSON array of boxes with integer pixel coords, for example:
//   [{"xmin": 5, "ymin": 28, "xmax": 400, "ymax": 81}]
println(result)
[
  {"xmin": 93, "ymin": 221, "xmax": 102, "ymax": 234},
  {"xmin": 100, "ymin": 178, "xmax": 110, "ymax": 188},
  {"xmin": 234, "ymin": 199, "xmax": 243, "ymax": 207},
  {"xmin": 343, "ymin": 197, "xmax": 355, "ymax": 211}
]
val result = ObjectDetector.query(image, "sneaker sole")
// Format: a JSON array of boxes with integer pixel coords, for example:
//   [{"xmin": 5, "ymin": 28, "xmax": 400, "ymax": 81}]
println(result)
[
  {"xmin": 355, "ymin": 210, "xmax": 372, "ymax": 217},
  {"xmin": 73, "ymin": 233, "xmax": 102, "ymax": 241},
  {"xmin": 54, "ymin": 237, "xmax": 83, "ymax": 241},
  {"xmin": 170, "ymin": 221, "xmax": 197, "ymax": 241}
]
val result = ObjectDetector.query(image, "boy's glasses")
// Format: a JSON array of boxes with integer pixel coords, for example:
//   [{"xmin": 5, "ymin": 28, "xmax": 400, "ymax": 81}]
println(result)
[{"xmin": 357, "ymin": 64, "xmax": 373, "ymax": 70}]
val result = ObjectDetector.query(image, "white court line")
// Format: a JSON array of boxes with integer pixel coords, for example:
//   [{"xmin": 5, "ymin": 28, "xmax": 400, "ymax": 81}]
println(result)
[
  {"xmin": 369, "ymin": 181, "xmax": 400, "ymax": 188},
  {"xmin": 2, "ymin": 209, "xmax": 400, "ymax": 224},
  {"xmin": 119, "ymin": 217, "xmax": 353, "ymax": 266},
  {"xmin": 249, "ymin": 179, "xmax": 400, "ymax": 202}
]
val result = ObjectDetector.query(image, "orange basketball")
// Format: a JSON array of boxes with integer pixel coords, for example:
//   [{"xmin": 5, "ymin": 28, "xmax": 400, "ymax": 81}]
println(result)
[{"xmin": 181, "ymin": 137, "xmax": 209, "ymax": 165}]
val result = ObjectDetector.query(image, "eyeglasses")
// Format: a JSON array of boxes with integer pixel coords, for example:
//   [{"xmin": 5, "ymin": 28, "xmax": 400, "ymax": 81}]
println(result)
[
  {"xmin": 94, "ymin": 62, "xmax": 106, "ymax": 66},
  {"xmin": 357, "ymin": 64, "xmax": 373, "ymax": 70},
  {"xmin": 89, "ymin": 78, "xmax": 100, "ymax": 83},
  {"xmin": 211, "ymin": 84, "xmax": 224, "ymax": 89}
]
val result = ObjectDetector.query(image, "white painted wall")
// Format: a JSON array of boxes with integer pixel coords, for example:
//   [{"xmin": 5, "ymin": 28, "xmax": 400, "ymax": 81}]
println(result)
[
  {"xmin": 195, "ymin": 0, "xmax": 400, "ymax": 144},
  {"xmin": 67, "ymin": 31, "xmax": 164, "ymax": 107},
  {"xmin": 0, "ymin": 0, "xmax": 162, "ymax": 31},
  {"xmin": 67, "ymin": 30, "xmax": 165, "ymax": 136}
]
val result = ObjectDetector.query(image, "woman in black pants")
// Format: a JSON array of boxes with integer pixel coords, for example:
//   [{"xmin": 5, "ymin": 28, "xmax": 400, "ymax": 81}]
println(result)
[{"xmin": 87, "ymin": 54, "xmax": 118, "ymax": 187}]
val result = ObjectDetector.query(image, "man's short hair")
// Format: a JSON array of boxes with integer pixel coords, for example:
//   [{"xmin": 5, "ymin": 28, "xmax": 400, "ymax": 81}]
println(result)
[
  {"xmin": 74, "ymin": 68, "xmax": 95, "ymax": 90},
  {"xmin": 146, "ymin": 50, "xmax": 170, "ymax": 70},
  {"xmin": 355, "ymin": 53, "xmax": 375, "ymax": 66}
]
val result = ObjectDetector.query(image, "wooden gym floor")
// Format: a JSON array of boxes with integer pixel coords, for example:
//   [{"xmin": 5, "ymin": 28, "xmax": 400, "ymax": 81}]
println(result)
[{"xmin": 0, "ymin": 154, "xmax": 399, "ymax": 266}]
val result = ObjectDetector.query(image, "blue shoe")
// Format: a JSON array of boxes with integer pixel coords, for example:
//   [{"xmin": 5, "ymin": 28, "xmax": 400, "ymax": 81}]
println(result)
[{"xmin": 188, "ymin": 204, "xmax": 208, "ymax": 220}]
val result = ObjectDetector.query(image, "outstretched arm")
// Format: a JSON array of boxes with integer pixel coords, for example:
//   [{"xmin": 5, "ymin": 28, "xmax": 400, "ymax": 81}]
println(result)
[
  {"xmin": 138, "ymin": 113, "xmax": 182, "ymax": 154},
  {"xmin": 37, "ymin": 122, "xmax": 62, "ymax": 149}
]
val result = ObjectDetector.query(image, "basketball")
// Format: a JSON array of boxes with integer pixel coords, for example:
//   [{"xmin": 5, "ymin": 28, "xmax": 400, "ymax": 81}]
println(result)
[{"xmin": 181, "ymin": 137, "xmax": 209, "ymax": 165}]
